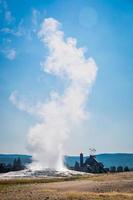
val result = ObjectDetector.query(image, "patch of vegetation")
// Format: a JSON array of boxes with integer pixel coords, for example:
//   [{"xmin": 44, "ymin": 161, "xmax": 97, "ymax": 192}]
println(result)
[
  {"xmin": 0, "ymin": 175, "xmax": 89, "ymax": 186},
  {"xmin": 66, "ymin": 192, "xmax": 133, "ymax": 200},
  {"xmin": 0, "ymin": 172, "xmax": 132, "ymax": 186}
]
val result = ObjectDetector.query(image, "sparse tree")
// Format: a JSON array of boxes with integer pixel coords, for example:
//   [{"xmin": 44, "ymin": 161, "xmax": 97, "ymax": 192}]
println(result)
[
  {"xmin": 117, "ymin": 166, "xmax": 123, "ymax": 172},
  {"xmin": 124, "ymin": 166, "xmax": 129, "ymax": 172},
  {"xmin": 13, "ymin": 157, "xmax": 23, "ymax": 171},
  {"xmin": 110, "ymin": 166, "xmax": 116, "ymax": 173},
  {"xmin": 74, "ymin": 161, "xmax": 80, "ymax": 171}
]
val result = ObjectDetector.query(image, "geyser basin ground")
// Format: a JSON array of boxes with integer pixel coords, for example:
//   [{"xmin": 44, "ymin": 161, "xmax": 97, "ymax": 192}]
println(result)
[{"xmin": 0, "ymin": 168, "xmax": 88, "ymax": 179}]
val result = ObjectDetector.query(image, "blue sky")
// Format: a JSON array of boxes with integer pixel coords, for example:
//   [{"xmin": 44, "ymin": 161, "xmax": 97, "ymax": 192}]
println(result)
[{"xmin": 0, "ymin": 0, "xmax": 133, "ymax": 155}]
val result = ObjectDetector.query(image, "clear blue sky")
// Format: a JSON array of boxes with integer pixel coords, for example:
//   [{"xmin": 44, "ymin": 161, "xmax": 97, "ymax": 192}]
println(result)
[{"xmin": 0, "ymin": 0, "xmax": 133, "ymax": 155}]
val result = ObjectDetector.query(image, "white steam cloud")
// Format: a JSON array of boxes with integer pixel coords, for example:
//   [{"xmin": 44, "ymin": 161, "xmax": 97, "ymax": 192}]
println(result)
[{"xmin": 10, "ymin": 18, "xmax": 97, "ymax": 170}]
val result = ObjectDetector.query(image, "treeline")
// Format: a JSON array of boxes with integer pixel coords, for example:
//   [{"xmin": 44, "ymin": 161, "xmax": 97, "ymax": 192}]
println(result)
[
  {"xmin": 0, "ymin": 157, "xmax": 25, "ymax": 173},
  {"xmin": 105, "ymin": 166, "xmax": 131, "ymax": 173}
]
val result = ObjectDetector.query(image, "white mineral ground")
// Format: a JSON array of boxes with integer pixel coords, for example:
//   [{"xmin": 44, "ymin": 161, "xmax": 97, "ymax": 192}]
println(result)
[{"xmin": 0, "ymin": 168, "xmax": 92, "ymax": 179}]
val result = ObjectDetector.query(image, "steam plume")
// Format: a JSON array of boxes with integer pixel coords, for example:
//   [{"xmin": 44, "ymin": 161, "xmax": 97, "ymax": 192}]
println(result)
[{"xmin": 10, "ymin": 18, "xmax": 97, "ymax": 169}]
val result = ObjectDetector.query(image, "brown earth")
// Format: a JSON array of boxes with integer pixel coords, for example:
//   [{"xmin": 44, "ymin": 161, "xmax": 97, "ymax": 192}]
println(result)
[{"xmin": 0, "ymin": 172, "xmax": 133, "ymax": 200}]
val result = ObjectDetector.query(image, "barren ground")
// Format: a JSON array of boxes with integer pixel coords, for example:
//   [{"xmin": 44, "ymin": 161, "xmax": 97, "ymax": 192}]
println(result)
[{"xmin": 0, "ymin": 172, "xmax": 133, "ymax": 200}]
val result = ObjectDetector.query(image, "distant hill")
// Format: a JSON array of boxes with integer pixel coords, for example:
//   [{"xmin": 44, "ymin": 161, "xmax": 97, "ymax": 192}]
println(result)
[
  {"xmin": 96, "ymin": 154, "xmax": 133, "ymax": 168},
  {"xmin": 65, "ymin": 153, "xmax": 133, "ymax": 168},
  {"xmin": 0, "ymin": 153, "xmax": 133, "ymax": 168},
  {"xmin": 0, "ymin": 154, "xmax": 32, "ymax": 165}
]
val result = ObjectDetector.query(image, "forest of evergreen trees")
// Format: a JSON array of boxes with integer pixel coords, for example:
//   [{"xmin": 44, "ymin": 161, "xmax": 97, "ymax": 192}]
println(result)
[{"xmin": 0, "ymin": 157, "xmax": 25, "ymax": 173}]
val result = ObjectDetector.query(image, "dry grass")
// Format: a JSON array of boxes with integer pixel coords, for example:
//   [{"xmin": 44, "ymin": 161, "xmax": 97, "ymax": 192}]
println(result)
[
  {"xmin": 0, "ymin": 175, "xmax": 87, "ymax": 186},
  {"xmin": 0, "ymin": 188, "xmax": 133, "ymax": 200},
  {"xmin": 66, "ymin": 192, "xmax": 133, "ymax": 200},
  {"xmin": 0, "ymin": 172, "xmax": 133, "ymax": 200}
]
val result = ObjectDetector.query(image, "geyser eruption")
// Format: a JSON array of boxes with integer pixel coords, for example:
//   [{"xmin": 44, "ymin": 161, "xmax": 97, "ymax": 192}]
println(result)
[{"xmin": 10, "ymin": 18, "xmax": 97, "ymax": 170}]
